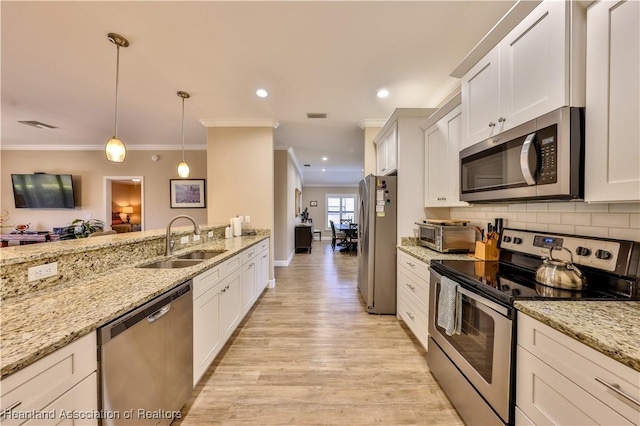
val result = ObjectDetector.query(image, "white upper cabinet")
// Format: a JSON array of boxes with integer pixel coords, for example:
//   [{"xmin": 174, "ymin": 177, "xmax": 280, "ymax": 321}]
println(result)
[
  {"xmin": 585, "ymin": 0, "xmax": 640, "ymax": 202},
  {"xmin": 376, "ymin": 123, "xmax": 398, "ymax": 176},
  {"xmin": 461, "ymin": 46, "xmax": 502, "ymax": 147},
  {"xmin": 423, "ymin": 97, "xmax": 468, "ymax": 207},
  {"xmin": 461, "ymin": 0, "xmax": 582, "ymax": 149}
]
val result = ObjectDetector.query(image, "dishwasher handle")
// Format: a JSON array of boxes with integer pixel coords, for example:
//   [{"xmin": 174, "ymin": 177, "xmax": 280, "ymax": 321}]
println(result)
[{"xmin": 147, "ymin": 304, "xmax": 171, "ymax": 323}]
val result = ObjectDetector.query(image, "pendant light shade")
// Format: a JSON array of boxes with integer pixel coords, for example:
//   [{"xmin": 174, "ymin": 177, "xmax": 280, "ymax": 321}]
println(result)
[
  {"xmin": 105, "ymin": 33, "xmax": 129, "ymax": 163},
  {"xmin": 177, "ymin": 91, "xmax": 191, "ymax": 178}
]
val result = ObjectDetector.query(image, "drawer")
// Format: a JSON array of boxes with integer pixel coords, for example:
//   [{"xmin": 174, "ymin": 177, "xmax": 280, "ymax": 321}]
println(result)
[
  {"xmin": 223, "ymin": 254, "xmax": 242, "ymax": 275},
  {"xmin": 397, "ymin": 284, "xmax": 428, "ymax": 349},
  {"xmin": 397, "ymin": 269, "xmax": 428, "ymax": 310},
  {"xmin": 257, "ymin": 239, "xmax": 269, "ymax": 253},
  {"xmin": 192, "ymin": 264, "xmax": 223, "ymax": 300},
  {"xmin": 516, "ymin": 346, "xmax": 632, "ymax": 425},
  {"xmin": 1, "ymin": 333, "xmax": 97, "ymax": 425},
  {"xmin": 518, "ymin": 313, "xmax": 640, "ymax": 424},
  {"xmin": 242, "ymin": 246, "xmax": 258, "ymax": 264},
  {"xmin": 397, "ymin": 251, "xmax": 430, "ymax": 280}
]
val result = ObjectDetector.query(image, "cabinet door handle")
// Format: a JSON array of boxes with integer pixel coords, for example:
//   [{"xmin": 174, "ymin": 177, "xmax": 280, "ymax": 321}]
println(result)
[
  {"xmin": 1, "ymin": 401, "xmax": 22, "ymax": 419},
  {"xmin": 595, "ymin": 377, "xmax": 640, "ymax": 408},
  {"xmin": 498, "ymin": 117, "xmax": 506, "ymax": 123},
  {"xmin": 221, "ymin": 288, "xmax": 226, "ymax": 293},
  {"xmin": 405, "ymin": 311, "xmax": 415, "ymax": 320},
  {"xmin": 488, "ymin": 122, "xmax": 496, "ymax": 127},
  {"xmin": 405, "ymin": 283, "xmax": 416, "ymax": 291}
]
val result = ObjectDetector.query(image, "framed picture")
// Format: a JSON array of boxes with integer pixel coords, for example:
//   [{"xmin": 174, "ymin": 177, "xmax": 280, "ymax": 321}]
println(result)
[
  {"xmin": 170, "ymin": 179, "xmax": 206, "ymax": 208},
  {"xmin": 310, "ymin": 201, "xmax": 318, "ymax": 207}
]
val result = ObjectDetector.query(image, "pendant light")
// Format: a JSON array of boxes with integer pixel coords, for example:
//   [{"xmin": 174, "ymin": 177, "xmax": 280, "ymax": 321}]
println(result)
[
  {"xmin": 105, "ymin": 33, "xmax": 129, "ymax": 163},
  {"xmin": 177, "ymin": 91, "xmax": 191, "ymax": 178}
]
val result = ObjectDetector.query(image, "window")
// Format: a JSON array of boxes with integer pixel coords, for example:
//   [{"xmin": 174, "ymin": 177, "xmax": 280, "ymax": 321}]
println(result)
[{"xmin": 326, "ymin": 194, "xmax": 357, "ymax": 230}]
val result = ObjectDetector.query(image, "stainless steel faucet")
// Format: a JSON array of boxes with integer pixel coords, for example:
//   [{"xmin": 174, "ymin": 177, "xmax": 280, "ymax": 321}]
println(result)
[{"xmin": 166, "ymin": 215, "xmax": 201, "ymax": 256}]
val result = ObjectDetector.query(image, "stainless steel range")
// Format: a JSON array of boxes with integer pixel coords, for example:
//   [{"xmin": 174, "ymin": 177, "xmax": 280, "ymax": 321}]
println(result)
[{"xmin": 427, "ymin": 228, "xmax": 640, "ymax": 426}]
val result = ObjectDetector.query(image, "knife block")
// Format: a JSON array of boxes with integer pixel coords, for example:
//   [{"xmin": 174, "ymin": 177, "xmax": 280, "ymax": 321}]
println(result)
[{"xmin": 474, "ymin": 239, "xmax": 500, "ymax": 260}]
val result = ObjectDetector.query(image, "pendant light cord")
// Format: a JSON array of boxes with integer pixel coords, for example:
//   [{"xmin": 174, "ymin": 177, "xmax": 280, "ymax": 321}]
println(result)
[
  {"xmin": 181, "ymin": 96, "xmax": 185, "ymax": 162},
  {"xmin": 114, "ymin": 44, "xmax": 120, "ymax": 137}
]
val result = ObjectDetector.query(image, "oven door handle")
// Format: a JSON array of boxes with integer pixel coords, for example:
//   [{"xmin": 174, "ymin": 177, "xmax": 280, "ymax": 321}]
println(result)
[
  {"xmin": 456, "ymin": 286, "xmax": 510, "ymax": 317},
  {"xmin": 430, "ymin": 268, "xmax": 510, "ymax": 318}
]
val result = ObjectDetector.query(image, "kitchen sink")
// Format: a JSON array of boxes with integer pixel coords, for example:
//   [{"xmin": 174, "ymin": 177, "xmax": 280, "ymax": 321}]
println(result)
[
  {"xmin": 176, "ymin": 250, "xmax": 227, "ymax": 260},
  {"xmin": 138, "ymin": 259, "xmax": 205, "ymax": 269}
]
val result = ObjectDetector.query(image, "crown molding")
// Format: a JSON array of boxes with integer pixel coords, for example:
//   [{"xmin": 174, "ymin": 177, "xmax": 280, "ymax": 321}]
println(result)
[
  {"xmin": 357, "ymin": 119, "xmax": 386, "ymax": 129},
  {"xmin": 0, "ymin": 144, "xmax": 208, "ymax": 151},
  {"xmin": 199, "ymin": 119, "xmax": 280, "ymax": 129}
]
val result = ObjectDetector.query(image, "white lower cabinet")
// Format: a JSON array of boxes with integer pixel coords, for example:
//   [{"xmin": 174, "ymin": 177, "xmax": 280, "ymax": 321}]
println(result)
[
  {"xmin": 219, "ymin": 269, "xmax": 241, "ymax": 343},
  {"xmin": 0, "ymin": 333, "xmax": 97, "ymax": 426},
  {"xmin": 192, "ymin": 264, "xmax": 224, "ymax": 386},
  {"xmin": 516, "ymin": 313, "xmax": 640, "ymax": 425},
  {"xmin": 192, "ymin": 238, "xmax": 269, "ymax": 387},
  {"xmin": 257, "ymin": 243, "xmax": 269, "ymax": 294},
  {"xmin": 396, "ymin": 250, "xmax": 430, "ymax": 350}
]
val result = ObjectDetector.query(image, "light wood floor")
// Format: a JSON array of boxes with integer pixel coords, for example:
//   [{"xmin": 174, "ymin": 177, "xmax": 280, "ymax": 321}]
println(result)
[{"xmin": 176, "ymin": 240, "xmax": 463, "ymax": 425}]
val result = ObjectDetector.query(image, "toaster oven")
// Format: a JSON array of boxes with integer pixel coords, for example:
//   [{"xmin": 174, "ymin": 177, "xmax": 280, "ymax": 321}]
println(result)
[{"xmin": 415, "ymin": 222, "xmax": 477, "ymax": 253}]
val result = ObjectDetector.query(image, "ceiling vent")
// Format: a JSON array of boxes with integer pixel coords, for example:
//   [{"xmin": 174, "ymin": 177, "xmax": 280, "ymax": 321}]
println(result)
[
  {"xmin": 306, "ymin": 113, "xmax": 327, "ymax": 119},
  {"xmin": 304, "ymin": 164, "xmax": 311, "ymax": 167},
  {"xmin": 18, "ymin": 120, "xmax": 58, "ymax": 129}
]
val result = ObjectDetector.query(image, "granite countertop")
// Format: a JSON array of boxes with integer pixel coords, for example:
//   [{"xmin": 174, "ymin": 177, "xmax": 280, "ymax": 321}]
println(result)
[
  {"xmin": 397, "ymin": 244, "xmax": 475, "ymax": 264},
  {"xmin": 515, "ymin": 301, "xmax": 640, "ymax": 372},
  {"xmin": 0, "ymin": 235, "xmax": 268, "ymax": 379}
]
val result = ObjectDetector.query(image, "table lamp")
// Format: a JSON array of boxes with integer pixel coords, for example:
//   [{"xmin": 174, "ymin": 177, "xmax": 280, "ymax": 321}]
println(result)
[{"xmin": 121, "ymin": 206, "xmax": 134, "ymax": 223}]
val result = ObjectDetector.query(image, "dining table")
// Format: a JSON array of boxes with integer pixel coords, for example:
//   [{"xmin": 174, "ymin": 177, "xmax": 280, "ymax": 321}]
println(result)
[{"xmin": 334, "ymin": 223, "xmax": 358, "ymax": 251}]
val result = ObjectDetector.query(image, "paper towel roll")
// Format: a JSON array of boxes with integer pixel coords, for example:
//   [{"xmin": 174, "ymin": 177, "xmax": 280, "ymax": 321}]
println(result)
[
  {"xmin": 225, "ymin": 226, "xmax": 232, "ymax": 239},
  {"xmin": 232, "ymin": 217, "xmax": 242, "ymax": 237}
]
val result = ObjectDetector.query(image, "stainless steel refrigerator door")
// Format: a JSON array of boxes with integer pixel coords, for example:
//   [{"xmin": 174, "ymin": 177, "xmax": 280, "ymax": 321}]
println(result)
[
  {"xmin": 357, "ymin": 177, "xmax": 372, "ymax": 307},
  {"xmin": 358, "ymin": 175, "xmax": 397, "ymax": 314}
]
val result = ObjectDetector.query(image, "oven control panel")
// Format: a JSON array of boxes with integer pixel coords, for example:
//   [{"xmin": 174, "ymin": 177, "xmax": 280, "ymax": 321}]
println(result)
[{"xmin": 500, "ymin": 229, "xmax": 623, "ymax": 273}]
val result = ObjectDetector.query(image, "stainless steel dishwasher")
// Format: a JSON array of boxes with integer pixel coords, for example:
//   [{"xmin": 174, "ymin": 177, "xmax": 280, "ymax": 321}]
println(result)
[{"xmin": 98, "ymin": 281, "xmax": 193, "ymax": 426}]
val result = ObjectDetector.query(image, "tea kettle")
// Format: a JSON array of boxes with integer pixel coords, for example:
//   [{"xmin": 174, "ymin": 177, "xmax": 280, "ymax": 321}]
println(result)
[{"xmin": 535, "ymin": 246, "xmax": 586, "ymax": 290}]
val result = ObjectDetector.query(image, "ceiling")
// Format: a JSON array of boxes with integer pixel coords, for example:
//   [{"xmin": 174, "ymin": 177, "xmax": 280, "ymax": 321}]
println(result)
[{"xmin": 1, "ymin": 1, "xmax": 515, "ymax": 186}]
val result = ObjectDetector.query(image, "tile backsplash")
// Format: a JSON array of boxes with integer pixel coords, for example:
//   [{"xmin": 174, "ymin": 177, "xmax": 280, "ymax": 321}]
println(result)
[{"xmin": 450, "ymin": 202, "xmax": 640, "ymax": 242}]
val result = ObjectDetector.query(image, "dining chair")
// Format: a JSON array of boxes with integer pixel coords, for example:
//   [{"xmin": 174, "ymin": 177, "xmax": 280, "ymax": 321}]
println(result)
[
  {"xmin": 330, "ymin": 220, "xmax": 337, "ymax": 251},
  {"xmin": 348, "ymin": 223, "xmax": 358, "ymax": 256},
  {"xmin": 340, "ymin": 218, "xmax": 352, "ymax": 226}
]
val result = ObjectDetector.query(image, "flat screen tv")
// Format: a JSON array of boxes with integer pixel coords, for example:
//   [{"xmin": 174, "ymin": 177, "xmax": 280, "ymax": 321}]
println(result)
[{"xmin": 11, "ymin": 174, "xmax": 76, "ymax": 209}]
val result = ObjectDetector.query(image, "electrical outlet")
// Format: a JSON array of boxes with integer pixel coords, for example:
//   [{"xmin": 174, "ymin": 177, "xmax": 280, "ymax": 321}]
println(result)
[
  {"xmin": 193, "ymin": 234, "xmax": 201, "ymax": 241},
  {"xmin": 28, "ymin": 262, "xmax": 58, "ymax": 282},
  {"xmin": 208, "ymin": 231, "xmax": 213, "ymax": 238},
  {"xmin": 180, "ymin": 236, "xmax": 189, "ymax": 244},
  {"xmin": 245, "ymin": 216, "xmax": 251, "ymax": 224}
]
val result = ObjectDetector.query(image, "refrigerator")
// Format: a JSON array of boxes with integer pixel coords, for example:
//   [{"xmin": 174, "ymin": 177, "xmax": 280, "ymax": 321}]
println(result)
[{"xmin": 357, "ymin": 174, "xmax": 397, "ymax": 314}]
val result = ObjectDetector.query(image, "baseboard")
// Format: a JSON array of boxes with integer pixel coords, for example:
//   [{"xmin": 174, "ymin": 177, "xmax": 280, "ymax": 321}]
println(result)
[
  {"xmin": 268, "ymin": 278, "xmax": 276, "ymax": 288},
  {"xmin": 273, "ymin": 250, "xmax": 295, "ymax": 267}
]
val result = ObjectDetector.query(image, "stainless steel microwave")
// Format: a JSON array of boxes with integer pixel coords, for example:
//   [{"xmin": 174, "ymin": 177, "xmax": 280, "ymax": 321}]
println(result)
[
  {"xmin": 460, "ymin": 107, "xmax": 584, "ymax": 203},
  {"xmin": 415, "ymin": 222, "xmax": 477, "ymax": 253}
]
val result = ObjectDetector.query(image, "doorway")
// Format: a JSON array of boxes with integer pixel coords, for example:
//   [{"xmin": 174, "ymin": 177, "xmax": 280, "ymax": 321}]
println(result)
[{"xmin": 104, "ymin": 176, "xmax": 144, "ymax": 232}]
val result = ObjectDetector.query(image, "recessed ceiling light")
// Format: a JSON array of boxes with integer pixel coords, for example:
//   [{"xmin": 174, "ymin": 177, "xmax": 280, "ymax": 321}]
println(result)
[
  {"xmin": 256, "ymin": 89, "xmax": 268, "ymax": 98},
  {"xmin": 322, "ymin": 157, "xmax": 328, "ymax": 161},
  {"xmin": 376, "ymin": 89, "xmax": 390, "ymax": 98},
  {"xmin": 321, "ymin": 169, "xmax": 326, "ymax": 172}
]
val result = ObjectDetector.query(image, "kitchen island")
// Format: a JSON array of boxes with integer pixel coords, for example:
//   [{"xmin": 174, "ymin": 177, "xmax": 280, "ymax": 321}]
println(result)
[{"xmin": 0, "ymin": 229, "xmax": 269, "ymax": 379}]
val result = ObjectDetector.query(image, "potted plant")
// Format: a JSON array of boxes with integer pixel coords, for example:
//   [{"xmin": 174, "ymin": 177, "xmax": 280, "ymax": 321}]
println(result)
[{"xmin": 71, "ymin": 218, "xmax": 105, "ymax": 238}]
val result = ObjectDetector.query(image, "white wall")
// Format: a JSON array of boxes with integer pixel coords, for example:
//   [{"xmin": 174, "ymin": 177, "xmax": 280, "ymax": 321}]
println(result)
[
  {"xmin": 450, "ymin": 202, "xmax": 640, "ymax": 242},
  {"xmin": 273, "ymin": 149, "xmax": 302, "ymax": 265}
]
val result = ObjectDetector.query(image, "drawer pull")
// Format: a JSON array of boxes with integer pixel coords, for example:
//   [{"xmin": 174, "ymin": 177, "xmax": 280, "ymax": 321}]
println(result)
[
  {"xmin": 1, "ymin": 401, "xmax": 22, "ymax": 419},
  {"xmin": 595, "ymin": 377, "xmax": 640, "ymax": 408},
  {"xmin": 405, "ymin": 283, "xmax": 416, "ymax": 291},
  {"xmin": 405, "ymin": 311, "xmax": 415, "ymax": 320},
  {"xmin": 406, "ymin": 261, "xmax": 415, "ymax": 268}
]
